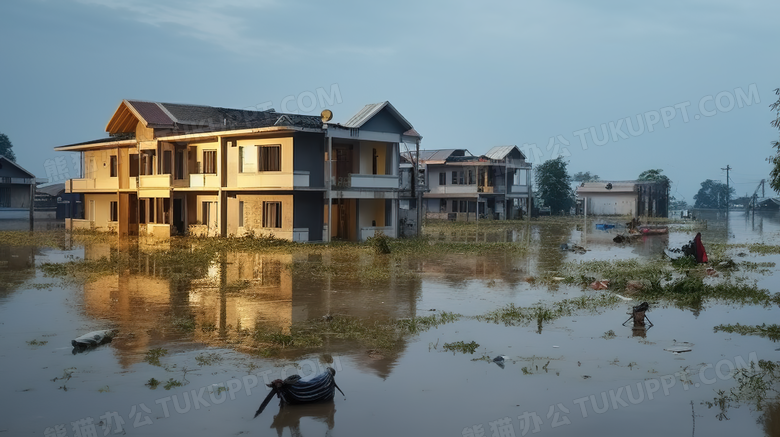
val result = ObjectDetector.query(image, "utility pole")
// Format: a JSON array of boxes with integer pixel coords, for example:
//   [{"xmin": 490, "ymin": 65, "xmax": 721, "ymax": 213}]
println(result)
[{"xmin": 721, "ymin": 165, "xmax": 731, "ymax": 211}]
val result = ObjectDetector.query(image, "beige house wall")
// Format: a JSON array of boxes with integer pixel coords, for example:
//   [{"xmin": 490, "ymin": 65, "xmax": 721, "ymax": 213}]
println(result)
[
  {"xmin": 84, "ymin": 193, "xmax": 118, "ymax": 231},
  {"xmin": 189, "ymin": 141, "xmax": 220, "ymax": 174},
  {"xmin": 359, "ymin": 199, "xmax": 386, "ymax": 227},
  {"xmin": 236, "ymin": 194, "xmax": 293, "ymax": 238}
]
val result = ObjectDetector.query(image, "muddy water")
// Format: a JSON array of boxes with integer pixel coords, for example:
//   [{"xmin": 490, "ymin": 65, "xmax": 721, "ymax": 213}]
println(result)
[{"xmin": 1, "ymin": 211, "xmax": 779, "ymax": 436}]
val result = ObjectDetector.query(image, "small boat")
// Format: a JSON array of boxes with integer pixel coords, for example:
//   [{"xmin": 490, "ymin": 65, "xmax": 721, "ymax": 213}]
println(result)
[
  {"xmin": 637, "ymin": 225, "xmax": 668, "ymax": 235},
  {"xmin": 254, "ymin": 368, "xmax": 344, "ymax": 418}
]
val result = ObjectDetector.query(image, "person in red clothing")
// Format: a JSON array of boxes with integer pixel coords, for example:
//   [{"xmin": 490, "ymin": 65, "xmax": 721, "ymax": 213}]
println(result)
[{"xmin": 693, "ymin": 232, "xmax": 708, "ymax": 263}]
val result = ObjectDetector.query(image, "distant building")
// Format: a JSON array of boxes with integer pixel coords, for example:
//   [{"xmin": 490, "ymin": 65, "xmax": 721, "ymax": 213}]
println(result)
[
  {"xmin": 0, "ymin": 156, "xmax": 37, "ymax": 219},
  {"xmin": 407, "ymin": 147, "xmax": 532, "ymax": 221},
  {"xmin": 576, "ymin": 180, "xmax": 669, "ymax": 217}
]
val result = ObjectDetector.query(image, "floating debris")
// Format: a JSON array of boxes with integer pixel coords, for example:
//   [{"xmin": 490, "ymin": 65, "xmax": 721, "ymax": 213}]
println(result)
[{"xmin": 71, "ymin": 329, "xmax": 116, "ymax": 353}]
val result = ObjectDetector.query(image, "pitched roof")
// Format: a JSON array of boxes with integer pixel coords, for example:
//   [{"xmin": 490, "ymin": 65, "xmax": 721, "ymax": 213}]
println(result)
[
  {"xmin": 484, "ymin": 145, "xmax": 526, "ymax": 161},
  {"xmin": 106, "ymin": 99, "xmax": 322, "ymax": 135},
  {"xmin": 416, "ymin": 149, "xmax": 471, "ymax": 163},
  {"xmin": 342, "ymin": 101, "xmax": 414, "ymax": 131},
  {"xmin": 0, "ymin": 155, "xmax": 35, "ymax": 179}
]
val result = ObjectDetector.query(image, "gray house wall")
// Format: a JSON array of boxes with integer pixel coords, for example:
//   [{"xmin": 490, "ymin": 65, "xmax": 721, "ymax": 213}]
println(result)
[
  {"xmin": 293, "ymin": 192, "xmax": 323, "ymax": 241},
  {"xmin": 293, "ymin": 132, "xmax": 325, "ymax": 188}
]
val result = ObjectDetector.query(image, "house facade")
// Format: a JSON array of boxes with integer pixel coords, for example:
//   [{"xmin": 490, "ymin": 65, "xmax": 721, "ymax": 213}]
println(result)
[
  {"xmin": 55, "ymin": 99, "xmax": 420, "ymax": 241},
  {"xmin": 576, "ymin": 181, "xmax": 669, "ymax": 217},
  {"xmin": 0, "ymin": 156, "xmax": 38, "ymax": 219},
  {"xmin": 414, "ymin": 146, "xmax": 532, "ymax": 220}
]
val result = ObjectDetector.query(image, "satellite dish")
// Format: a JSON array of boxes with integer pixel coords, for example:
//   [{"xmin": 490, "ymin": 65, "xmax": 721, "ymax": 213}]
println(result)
[{"xmin": 321, "ymin": 109, "xmax": 333, "ymax": 122}]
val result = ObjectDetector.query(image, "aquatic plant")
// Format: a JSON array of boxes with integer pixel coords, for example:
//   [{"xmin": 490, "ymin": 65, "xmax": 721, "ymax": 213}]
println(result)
[
  {"xmin": 442, "ymin": 341, "xmax": 480, "ymax": 354},
  {"xmin": 476, "ymin": 294, "xmax": 621, "ymax": 328},
  {"xmin": 194, "ymin": 352, "xmax": 224, "ymax": 366},
  {"xmin": 145, "ymin": 378, "xmax": 160, "ymax": 389},
  {"xmin": 164, "ymin": 378, "xmax": 183, "ymax": 390},
  {"xmin": 144, "ymin": 348, "xmax": 168, "ymax": 367},
  {"xmin": 704, "ymin": 359, "xmax": 780, "ymax": 415},
  {"xmin": 713, "ymin": 323, "xmax": 780, "ymax": 342}
]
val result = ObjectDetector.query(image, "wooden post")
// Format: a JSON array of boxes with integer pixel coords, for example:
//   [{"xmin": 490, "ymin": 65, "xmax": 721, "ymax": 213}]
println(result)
[{"xmin": 29, "ymin": 181, "xmax": 35, "ymax": 231}]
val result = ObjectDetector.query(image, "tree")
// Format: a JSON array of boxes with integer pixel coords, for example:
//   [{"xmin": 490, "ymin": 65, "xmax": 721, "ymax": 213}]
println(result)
[
  {"xmin": 694, "ymin": 179, "xmax": 735, "ymax": 209},
  {"xmin": 535, "ymin": 156, "xmax": 574, "ymax": 214},
  {"xmin": 669, "ymin": 197, "xmax": 687, "ymax": 210},
  {"xmin": 769, "ymin": 88, "xmax": 780, "ymax": 192},
  {"xmin": 0, "ymin": 133, "xmax": 15, "ymax": 162},
  {"xmin": 637, "ymin": 169, "xmax": 671, "ymax": 188},
  {"xmin": 571, "ymin": 171, "xmax": 600, "ymax": 182}
]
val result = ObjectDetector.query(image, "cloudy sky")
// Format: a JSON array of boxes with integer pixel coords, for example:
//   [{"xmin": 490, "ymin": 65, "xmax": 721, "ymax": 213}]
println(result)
[{"xmin": 2, "ymin": 0, "xmax": 779, "ymax": 203}]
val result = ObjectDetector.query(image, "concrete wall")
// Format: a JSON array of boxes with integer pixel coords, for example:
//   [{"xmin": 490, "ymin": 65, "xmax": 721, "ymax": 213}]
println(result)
[
  {"xmin": 0, "ymin": 185, "xmax": 32, "ymax": 208},
  {"xmin": 293, "ymin": 133, "xmax": 324, "ymax": 188},
  {"xmin": 235, "ymin": 194, "xmax": 293, "ymax": 238},
  {"xmin": 84, "ymin": 193, "xmax": 118, "ymax": 231},
  {"xmin": 293, "ymin": 192, "xmax": 323, "ymax": 241},
  {"xmin": 84, "ymin": 149, "xmax": 115, "ymax": 181},
  {"xmin": 358, "ymin": 199, "xmax": 386, "ymax": 228},
  {"xmin": 585, "ymin": 194, "xmax": 637, "ymax": 216},
  {"xmin": 358, "ymin": 141, "xmax": 388, "ymax": 175},
  {"xmin": 232, "ymin": 137, "xmax": 293, "ymax": 174}
]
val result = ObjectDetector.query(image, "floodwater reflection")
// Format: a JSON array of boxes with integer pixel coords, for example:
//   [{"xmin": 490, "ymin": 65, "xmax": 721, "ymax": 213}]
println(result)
[
  {"xmin": 270, "ymin": 400, "xmax": 336, "ymax": 437},
  {"xmin": 77, "ymin": 243, "xmax": 422, "ymax": 369}
]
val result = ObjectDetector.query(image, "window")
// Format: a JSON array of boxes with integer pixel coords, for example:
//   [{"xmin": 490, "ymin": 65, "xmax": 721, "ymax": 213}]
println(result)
[
  {"xmin": 451, "ymin": 200, "xmax": 457, "ymax": 213},
  {"xmin": 467, "ymin": 169, "xmax": 475, "ymax": 185},
  {"xmin": 259, "ymin": 145, "xmax": 281, "ymax": 171},
  {"xmin": 439, "ymin": 199, "xmax": 447, "ymax": 212},
  {"xmin": 203, "ymin": 150, "xmax": 217, "ymax": 174},
  {"xmin": 439, "ymin": 172, "xmax": 446, "ymax": 186},
  {"xmin": 129, "ymin": 154, "xmax": 139, "ymax": 177},
  {"xmin": 263, "ymin": 201, "xmax": 282, "ymax": 228},
  {"xmin": 458, "ymin": 171, "xmax": 465, "ymax": 185},
  {"xmin": 239, "ymin": 201, "xmax": 244, "ymax": 227},
  {"xmin": 110, "ymin": 156, "xmax": 118, "ymax": 177},
  {"xmin": 109, "ymin": 201, "xmax": 118, "ymax": 222},
  {"xmin": 163, "ymin": 150, "xmax": 172, "ymax": 175},
  {"xmin": 175, "ymin": 150, "xmax": 184, "ymax": 180},
  {"xmin": 202, "ymin": 201, "xmax": 215, "ymax": 226},
  {"xmin": 451, "ymin": 171, "xmax": 458, "ymax": 185}
]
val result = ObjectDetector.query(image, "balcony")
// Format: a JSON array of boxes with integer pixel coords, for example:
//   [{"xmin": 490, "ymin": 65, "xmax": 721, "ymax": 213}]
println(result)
[
  {"xmin": 510, "ymin": 185, "xmax": 529, "ymax": 194},
  {"xmin": 236, "ymin": 171, "xmax": 310, "ymax": 189},
  {"xmin": 334, "ymin": 174, "xmax": 398, "ymax": 190},
  {"xmin": 65, "ymin": 178, "xmax": 118, "ymax": 193},
  {"xmin": 139, "ymin": 174, "xmax": 172, "ymax": 188},
  {"xmin": 190, "ymin": 173, "xmax": 220, "ymax": 189}
]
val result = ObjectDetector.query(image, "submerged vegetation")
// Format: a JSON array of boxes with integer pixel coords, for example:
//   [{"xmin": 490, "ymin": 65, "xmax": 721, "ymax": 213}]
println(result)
[
  {"xmin": 704, "ymin": 360, "xmax": 780, "ymax": 417},
  {"xmin": 713, "ymin": 324, "xmax": 780, "ymax": 342}
]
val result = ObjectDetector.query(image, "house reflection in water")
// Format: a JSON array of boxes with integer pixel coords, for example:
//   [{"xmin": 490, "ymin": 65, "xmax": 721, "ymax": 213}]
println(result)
[
  {"xmin": 0, "ymin": 244, "xmax": 37, "ymax": 299},
  {"xmin": 78, "ymin": 242, "xmax": 421, "ymax": 375}
]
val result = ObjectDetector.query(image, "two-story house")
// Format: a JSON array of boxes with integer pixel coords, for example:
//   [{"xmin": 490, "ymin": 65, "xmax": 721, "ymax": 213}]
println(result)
[
  {"xmin": 54, "ymin": 99, "xmax": 420, "ymax": 241},
  {"xmin": 412, "ymin": 146, "xmax": 531, "ymax": 220}
]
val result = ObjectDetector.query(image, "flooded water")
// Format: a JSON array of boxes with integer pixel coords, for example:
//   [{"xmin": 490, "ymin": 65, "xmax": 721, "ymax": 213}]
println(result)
[{"xmin": 1, "ymin": 210, "xmax": 779, "ymax": 436}]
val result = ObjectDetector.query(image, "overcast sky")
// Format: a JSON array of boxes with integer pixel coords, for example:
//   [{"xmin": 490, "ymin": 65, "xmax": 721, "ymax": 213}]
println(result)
[{"xmin": 2, "ymin": 0, "xmax": 779, "ymax": 203}]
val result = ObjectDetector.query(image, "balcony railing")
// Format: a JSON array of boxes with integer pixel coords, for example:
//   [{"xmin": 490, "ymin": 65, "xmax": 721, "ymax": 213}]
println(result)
[
  {"xmin": 190, "ymin": 173, "xmax": 220, "ymax": 188},
  {"xmin": 334, "ymin": 174, "xmax": 398, "ymax": 190},
  {"xmin": 65, "ymin": 178, "xmax": 119, "ymax": 193},
  {"xmin": 236, "ymin": 171, "xmax": 310, "ymax": 189},
  {"xmin": 139, "ymin": 174, "xmax": 172, "ymax": 188}
]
